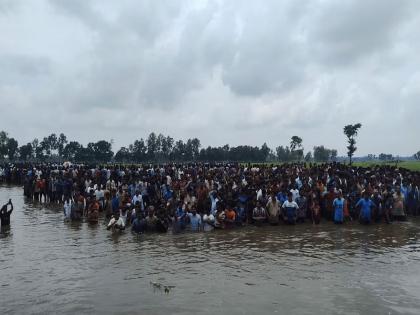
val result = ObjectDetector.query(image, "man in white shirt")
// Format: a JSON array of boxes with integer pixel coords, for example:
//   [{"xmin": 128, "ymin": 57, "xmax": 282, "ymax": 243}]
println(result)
[
  {"xmin": 95, "ymin": 185, "xmax": 105, "ymax": 210},
  {"xmin": 107, "ymin": 213, "xmax": 125, "ymax": 231},
  {"xmin": 132, "ymin": 190, "xmax": 144, "ymax": 211},
  {"xmin": 202, "ymin": 209, "xmax": 215, "ymax": 232},
  {"xmin": 266, "ymin": 193, "xmax": 280, "ymax": 224},
  {"xmin": 282, "ymin": 192, "xmax": 299, "ymax": 224},
  {"xmin": 290, "ymin": 186, "xmax": 300, "ymax": 202},
  {"xmin": 63, "ymin": 197, "xmax": 72, "ymax": 220}
]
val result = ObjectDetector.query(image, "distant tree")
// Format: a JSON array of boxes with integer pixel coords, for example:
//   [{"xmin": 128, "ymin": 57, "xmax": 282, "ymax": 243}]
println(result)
[
  {"xmin": 171, "ymin": 140, "xmax": 185, "ymax": 161},
  {"xmin": 260, "ymin": 142, "xmax": 270, "ymax": 162},
  {"xmin": 62, "ymin": 141, "xmax": 82, "ymax": 161},
  {"xmin": 0, "ymin": 132, "xmax": 18, "ymax": 160},
  {"xmin": 290, "ymin": 136, "xmax": 302, "ymax": 151},
  {"xmin": 38, "ymin": 133, "xmax": 59, "ymax": 158},
  {"xmin": 115, "ymin": 147, "xmax": 131, "ymax": 162},
  {"xmin": 330, "ymin": 149, "xmax": 338, "ymax": 161},
  {"xmin": 6, "ymin": 138, "xmax": 19, "ymax": 160},
  {"xmin": 367, "ymin": 154, "xmax": 376, "ymax": 161},
  {"xmin": 87, "ymin": 140, "xmax": 113, "ymax": 162},
  {"xmin": 343, "ymin": 123, "xmax": 362, "ymax": 165},
  {"xmin": 57, "ymin": 133, "xmax": 68, "ymax": 158},
  {"xmin": 304, "ymin": 151, "xmax": 312, "ymax": 162},
  {"xmin": 161, "ymin": 136, "xmax": 174, "ymax": 160},
  {"xmin": 146, "ymin": 132, "xmax": 158, "ymax": 160},
  {"xmin": 0, "ymin": 131, "xmax": 8, "ymax": 159},
  {"xmin": 74, "ymin": 146, "xmax": 94, "ymax": 163},
  {"xmin": 290, "ymin": 136, "xmax": 303, "ymax": 161},
  {"xmin": 267, "ymin": 149, "xmax": 277, "ymax": 162},
  {"xmin": 35, "ymin": 138, "xmax": 47, "ymax": 161},
  {"xmin": 313, "ymin": 146, "xmax": 330, "ymax": 162},
  {"xmin": 222, "ymin": 144, "xmax": 230, "ymax": 161},
  {"xmin": 191, "ymin": 138, "xmax": 201, "ymax": 160},
  {"xmin": 379, "ymin": 153, "xmax": 393, "ymax": 161},
  {"xmin": 132, "ymin": 139, "xmax": 147, "ymax": 162},
  {"xmin": 184, "ymin": 138, "xmax": 201, "ymax": 161},
  {"xmin": 313, "ymin": 146, "xmax": 337, "ymax": 162},
  {"xmin": 156, "ymin": 134, "xmax": 165, "ymax": 158},
  {"xmin": 227, "ymin": 145, "xmax": 263, "ymax": 162},
  {"xmin": 19, "ymin": 143, "xmax": 33, "ymax": 161},
  {"xmin": 48, "ymin": 133, "xmax": 58, "ymax": 153},
  {"xmin": 414, "ymin": 151, "xmax": 420, "ymax": 160},
  {"xmin": 276, "ymin": 145, "xmax": 292, "ymax": 162},
  {"xmin": 31, "ymin": 138, "xmax": 41, "ymax": 160}
]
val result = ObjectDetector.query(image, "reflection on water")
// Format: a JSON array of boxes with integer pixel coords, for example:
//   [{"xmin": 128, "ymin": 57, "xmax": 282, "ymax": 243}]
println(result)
[{"xmin": 1, "ymin": 186, "xmax": 420, "ymax": 315}]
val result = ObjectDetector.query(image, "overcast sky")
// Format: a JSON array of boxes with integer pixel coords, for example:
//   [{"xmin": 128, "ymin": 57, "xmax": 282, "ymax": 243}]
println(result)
[{"xmin": 1, "ymin": 0, "xmax": 419, "ymax": 156}]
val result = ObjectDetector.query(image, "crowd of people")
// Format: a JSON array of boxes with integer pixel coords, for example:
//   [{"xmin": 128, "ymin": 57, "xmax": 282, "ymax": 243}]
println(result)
[{"xmin": 1, "ymin": 162, "xmax": 420, "ymax": 233}]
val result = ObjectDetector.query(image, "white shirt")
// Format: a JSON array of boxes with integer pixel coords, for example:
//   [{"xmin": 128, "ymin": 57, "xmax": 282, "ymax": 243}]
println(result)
[
  {"xmin": 290, "ymin": 189, "xmax": 300, "ymax": 202},
  {"xmin": 132, "ymin": 194, "xmax": 144, "ymax": 210},
  {"xmin": 95, "ymin": 189, "xmax": 104, "ymax": 200},
  {"xmin": 108, "ymin": 216, "xmax": 125, "ymax": 229},
  {"xmin": 85, "ymin": 180, "xmax": 92, "ymax": 193},
  {"xmin": 64, "ymin": 200, "xmax": 72, "ymax": 218},
  {"xmin": 256, "ymin": 189, "xmax": 263, "ymax": 201},
  {"xmin": 119, "ymin": 210, "xmax": 128, "ymax": 225},
  {"xmin": 203, "ymin": 214, "xmax": 215, "ymax": 232},
  {"xmin": 282, "ymin": 200, "xmax": 299, "ymax": 210}
]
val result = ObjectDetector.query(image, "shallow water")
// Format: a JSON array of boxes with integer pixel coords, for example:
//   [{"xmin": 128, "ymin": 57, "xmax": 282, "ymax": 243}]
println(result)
[{"xmin": 1, "ymin": 186, "xmax": 420, "ymax": 315}]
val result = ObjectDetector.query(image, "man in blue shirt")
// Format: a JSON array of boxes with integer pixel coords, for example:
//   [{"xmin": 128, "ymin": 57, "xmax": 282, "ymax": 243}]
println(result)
[
  {"xmin": 188, "ymin": 208, "xmax": 202, "ymax": 232},
  {"xmin": 276, "ymin": 190, "xmax": 287, "ymax": 205},
  {"xmin": 356, "ymin": 192, "xmax": 376, "ymax": 224},
  {"xmin": 175, "ymin": 201, "xmax": 187, "ymax": 231},
  {"xmin": 235, "ymin": 201, "xmax": 246, "ymax": 225},
  {"xmin": 164, "ymin": 185, "xmax": 173, "ymax": 201},
  {"xmin": 111, "ymin": 190, "xmax": 120, "ymax": 215}
]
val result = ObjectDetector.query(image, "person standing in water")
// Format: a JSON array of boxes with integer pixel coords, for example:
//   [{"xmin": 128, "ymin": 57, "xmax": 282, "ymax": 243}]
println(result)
[
  {"xmin": 332, "ymin": 190, "xmax": 345, "ymax": 224},
  {"xmin": 356, "ymin": 191, "xmax": 376, "ymax": 224},
  {"xmin": 282, "ymin": 192, "xmax": 299, "ymax": 225},
  {"xmin": 266, "ymin": 192, "xmax": 280, "ymax": 225},
  {"xmin": 0, "ymin": 199, "xmax": 14, "ymax": 226},
  {"xmin": 63, "ymin": 197, "xmax": 72, "ymax": 220}
]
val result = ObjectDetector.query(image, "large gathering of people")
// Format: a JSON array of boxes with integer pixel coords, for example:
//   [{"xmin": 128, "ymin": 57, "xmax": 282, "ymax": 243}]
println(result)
[{"xmin": 1, "ymin": 162, "xmax": 420, "ymax": 232}]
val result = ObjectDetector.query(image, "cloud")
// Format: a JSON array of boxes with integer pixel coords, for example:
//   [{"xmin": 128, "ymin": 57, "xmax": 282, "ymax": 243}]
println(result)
[
  {"xmin": 0, "ymin": 0, "xmax": 419, "ymax": 156},
  {"xmin": 0, "ymin": 54, "xmax": 52, "ymax": 85},
  {"xmin": 306, "ymin": 0, "xmax": 420, "ymax": 65}
]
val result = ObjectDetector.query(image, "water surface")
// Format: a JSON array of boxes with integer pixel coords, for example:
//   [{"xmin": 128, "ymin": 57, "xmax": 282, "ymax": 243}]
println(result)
[{"xmin": 1, "ymin": 186, "xmax": 420, "ymax": 314}]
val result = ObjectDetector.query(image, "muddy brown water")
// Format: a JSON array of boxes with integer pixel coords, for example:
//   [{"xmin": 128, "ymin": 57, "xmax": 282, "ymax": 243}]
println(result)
[{"xmin": 1, "ymin": 186, "xmax": 420, "ymax": 314}]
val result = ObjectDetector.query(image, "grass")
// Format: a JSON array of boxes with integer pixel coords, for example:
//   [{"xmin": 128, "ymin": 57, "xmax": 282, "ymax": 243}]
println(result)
[
  {"xmin": 241, "ymin": 161, "xmax": 420, "ymax": 172},
  {"xmin": 352, "ymin": 161, "xmax": 420, "ymax": 171}
]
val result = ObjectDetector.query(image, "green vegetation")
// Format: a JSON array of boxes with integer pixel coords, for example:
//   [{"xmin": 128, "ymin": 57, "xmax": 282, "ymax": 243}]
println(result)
[
  {"xmin": 352, "ymin": 161, "xmax": 420, "ymax": 171},
  {"xmin": 1, "ymin": 128, "xmax": 419, "ymax": 169},
  {"xmin": 343, "ymin": 123, "xmax": 362, "ymax": 165}
]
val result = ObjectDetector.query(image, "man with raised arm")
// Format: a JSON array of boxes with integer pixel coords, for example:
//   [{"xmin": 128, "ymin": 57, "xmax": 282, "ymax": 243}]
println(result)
[{"xmin": 0, "ymin": 199, "xmax": 14, "ymax": 226}]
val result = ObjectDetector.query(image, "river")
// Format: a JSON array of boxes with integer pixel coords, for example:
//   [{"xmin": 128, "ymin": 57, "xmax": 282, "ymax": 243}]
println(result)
[{"xmin": 1, "ymin": 185, "xmax": 420, "ymax": 314}]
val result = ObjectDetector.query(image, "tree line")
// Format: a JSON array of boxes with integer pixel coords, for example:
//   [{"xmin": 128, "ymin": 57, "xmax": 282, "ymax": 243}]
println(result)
[{"xmin": 2, "ymin": 123, "xmax": 406, "ymax": 165}]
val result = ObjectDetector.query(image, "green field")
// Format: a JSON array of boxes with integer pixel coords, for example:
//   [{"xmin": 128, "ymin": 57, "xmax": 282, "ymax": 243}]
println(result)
[
  {"xmin": 241, "ymin": 161, "xmax": 420, "ymax": 171},
  {"xmin": 352, "ymin": 161, "xmax": 420, "ymax": 171}
]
